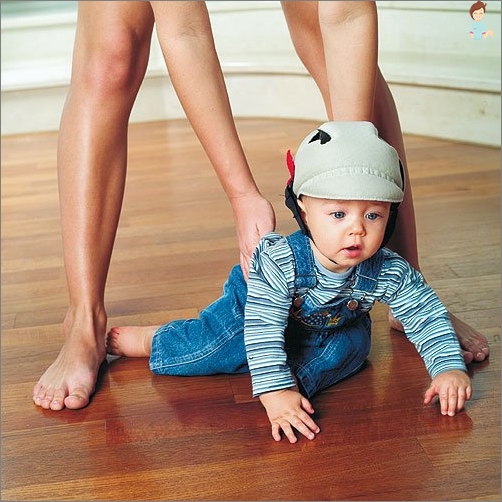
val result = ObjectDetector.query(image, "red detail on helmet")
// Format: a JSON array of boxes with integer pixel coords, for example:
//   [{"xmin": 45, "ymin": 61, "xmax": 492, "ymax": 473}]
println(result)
[{"xmin": 286, "ymin": 150, "xmax": 295, "ymax": 186}]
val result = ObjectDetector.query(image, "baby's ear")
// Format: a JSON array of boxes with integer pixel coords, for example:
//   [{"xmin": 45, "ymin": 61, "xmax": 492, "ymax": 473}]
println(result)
[
  {"xmin": 297, "ymin": 198, "xmax": 309, "ymax": 224},
  {"xmin": 296, "ymin": 196, "xmax": 306, "ymax": 213}
]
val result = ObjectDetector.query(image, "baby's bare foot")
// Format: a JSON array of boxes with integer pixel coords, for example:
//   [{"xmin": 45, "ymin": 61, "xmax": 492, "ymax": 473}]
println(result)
[{"xmin": 106, "ymin": 326, "xmax": 157, "ymax": 358}]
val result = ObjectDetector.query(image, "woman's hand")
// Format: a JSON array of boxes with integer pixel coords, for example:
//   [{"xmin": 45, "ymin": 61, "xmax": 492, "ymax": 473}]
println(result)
[{"xmin": 231, "ymin": 193, "xmax": 275, "ymax": 279}]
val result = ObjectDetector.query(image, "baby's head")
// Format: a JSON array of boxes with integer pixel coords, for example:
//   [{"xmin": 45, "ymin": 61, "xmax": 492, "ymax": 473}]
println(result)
[{"xmin": 286, "ymin": 121, "xmax": 404, "ymax": 246}]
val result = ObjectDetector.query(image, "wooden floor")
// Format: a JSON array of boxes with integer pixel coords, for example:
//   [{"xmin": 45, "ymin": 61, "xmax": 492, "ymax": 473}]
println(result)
[{"xmin": 1, "ymin": 118, "xmax": 500, "ymax": 501}]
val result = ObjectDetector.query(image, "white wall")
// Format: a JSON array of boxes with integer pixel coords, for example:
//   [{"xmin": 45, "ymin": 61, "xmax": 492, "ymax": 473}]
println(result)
[
  {"xmin": 1, "ymin": 1, "xmax": 500, "ymax": 146},
  {"xmin": 377, "ymin": 1, "xmax": 501, "ymax": 146}
]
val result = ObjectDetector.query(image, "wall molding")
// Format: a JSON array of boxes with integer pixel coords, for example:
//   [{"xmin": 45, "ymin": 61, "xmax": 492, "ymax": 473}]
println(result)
[{"xmin": 1, "ymin": 1, "xmax": 500, "ymax": 146}]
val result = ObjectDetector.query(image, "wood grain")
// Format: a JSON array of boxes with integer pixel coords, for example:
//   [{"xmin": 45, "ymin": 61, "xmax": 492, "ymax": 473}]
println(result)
[{"xmin": 1, "ymin": 118, "xmax": 500, "ymax": 500}]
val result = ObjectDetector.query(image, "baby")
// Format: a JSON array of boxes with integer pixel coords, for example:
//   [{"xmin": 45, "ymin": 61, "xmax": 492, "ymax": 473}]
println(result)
[{"xmin": 107, "ymin": 121, "xmax": 471, "ymax": 443}]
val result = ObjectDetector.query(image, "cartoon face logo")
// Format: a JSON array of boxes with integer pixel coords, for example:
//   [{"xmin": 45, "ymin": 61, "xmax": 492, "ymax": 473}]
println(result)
[
  {"xmin": 469, "ymin": 1, "xmax": 494, "ymax": 39},
  {"xmin": 472, "ymin": 7, "xmax": 485, "ymax": 21}
]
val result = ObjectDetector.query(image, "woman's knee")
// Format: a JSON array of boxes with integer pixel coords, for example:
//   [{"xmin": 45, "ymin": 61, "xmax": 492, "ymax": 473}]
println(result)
[
  {"xmin": 75, "ymin": 36, "xmax": 149, "ymax": 96},
  {"xmin": 72, "ymin": 5, "xmax": 154, "ymax": 96}
]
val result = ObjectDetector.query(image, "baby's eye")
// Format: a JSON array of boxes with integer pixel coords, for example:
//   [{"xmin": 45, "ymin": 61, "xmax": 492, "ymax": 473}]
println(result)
[
  {"xmin": 331, "ymin": 211, "xmax": 345, "ymax": 219},
  {"xmin": 366, "ymin": 213, "xmax": 380, "ymax": 221}
]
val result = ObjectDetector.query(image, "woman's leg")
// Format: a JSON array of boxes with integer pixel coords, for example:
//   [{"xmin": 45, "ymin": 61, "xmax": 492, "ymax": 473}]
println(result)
[
  {"xmin": 33, "ymin": 1, "xmax": 155, "ymax": 411},
  {"xmin": 281, "ymin": 1, "xmax": 378, "ymax": 121},
  {"xmin": 150, "ymin": 1, "xmax": 276, "ymax": 279},
  {"xmin": 280, "ymin": 1, "xmax": 333, "ymax": 117},
  {"xmin": 280, "ymin": 1, "xmax": 489, "ymax": 362}
]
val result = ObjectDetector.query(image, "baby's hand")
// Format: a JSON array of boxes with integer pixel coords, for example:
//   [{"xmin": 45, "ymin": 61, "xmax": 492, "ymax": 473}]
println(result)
[
  {"xmin": 424, "ymin": 369, "xmax": 472, "ymax": 416},
  {"xmin": 259, "ymin": 388, "xmax": 320, "ymax": 443}
]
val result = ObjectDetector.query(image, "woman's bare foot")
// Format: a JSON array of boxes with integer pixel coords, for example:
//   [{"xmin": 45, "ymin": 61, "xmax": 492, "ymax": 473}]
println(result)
[
  {"xmin": 388, "ymin": 310, "xmax": 490, "ymax": 365},
  {"xmin": 448, "ymin": 312, "xmax": 490, "ymax": 363},
  {"xmin": 33, "ymin": 314, "xmax": 107, "ymax": 411},
  {"xmin": 106, "ymin": 326, "xmax": 158, "ymax": 358}
]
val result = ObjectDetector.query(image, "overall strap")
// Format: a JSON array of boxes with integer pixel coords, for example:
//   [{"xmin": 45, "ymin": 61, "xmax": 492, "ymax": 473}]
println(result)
[
  {"xmin": 353, "ymin": 248, "xmax": 385, "ymax": 293},
  {"xmin": 285, "ymin": 231, "xmax": 317, "ymax": 296}
]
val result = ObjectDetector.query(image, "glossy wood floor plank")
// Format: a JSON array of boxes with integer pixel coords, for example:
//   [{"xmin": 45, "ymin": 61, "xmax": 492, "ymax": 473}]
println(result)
[{"xmin": 1, "ymin": 118, "xmax": 500, "ymax": 500}]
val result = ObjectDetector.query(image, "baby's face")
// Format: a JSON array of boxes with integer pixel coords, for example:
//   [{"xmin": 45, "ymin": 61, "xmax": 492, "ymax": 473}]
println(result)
[{"xmin": 298, "ymin": 197, "xmax": 390, "ymax": 273}]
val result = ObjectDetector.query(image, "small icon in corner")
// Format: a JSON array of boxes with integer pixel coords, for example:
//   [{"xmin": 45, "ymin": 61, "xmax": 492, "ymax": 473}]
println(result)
[{"xmin": 469, "ymin": 1, "xmax": 494, "ymax": 39}]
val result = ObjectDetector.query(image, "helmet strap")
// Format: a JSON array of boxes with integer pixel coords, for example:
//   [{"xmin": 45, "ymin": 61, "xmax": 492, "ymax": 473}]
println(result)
[{"xmin": 285, "ymin": 182, "xmax": 311, "ymax": 238}]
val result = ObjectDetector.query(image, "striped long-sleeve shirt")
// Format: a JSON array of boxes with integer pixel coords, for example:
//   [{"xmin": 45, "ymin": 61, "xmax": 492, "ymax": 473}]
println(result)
[{"xmin": 243, "ymin": 233, "xmax": 466, "ymax": 397}]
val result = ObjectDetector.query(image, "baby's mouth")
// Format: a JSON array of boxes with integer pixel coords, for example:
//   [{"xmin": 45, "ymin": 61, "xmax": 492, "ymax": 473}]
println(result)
[{"xmin": 342, "ymin": 244, "xmax": 362, "ymax": 258}]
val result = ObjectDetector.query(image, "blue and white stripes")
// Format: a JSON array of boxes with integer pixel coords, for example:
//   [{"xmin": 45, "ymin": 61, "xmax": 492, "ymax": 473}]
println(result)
[{"xmin": 244, "ymin": 233, "xmax": 466, "ymax": 397}]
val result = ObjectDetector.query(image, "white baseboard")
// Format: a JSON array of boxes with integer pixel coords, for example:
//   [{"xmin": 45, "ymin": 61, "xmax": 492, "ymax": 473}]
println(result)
[
  {"xmin": 2, "ymin": 63, "xmax": 500, "ymax": 148},
  {"xmin": 1, "ymin": 1, "xmax": 500, "ymax": 147}
]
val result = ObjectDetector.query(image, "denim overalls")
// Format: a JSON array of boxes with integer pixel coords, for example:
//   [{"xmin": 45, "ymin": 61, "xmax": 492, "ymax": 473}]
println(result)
[
  {"xmin": 149, "ymin": 231, "xmax": 384, "ymax": 398},
  {"xmin": 283, "ymin": 231, "xmax": 384, "ymax": 396}
]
